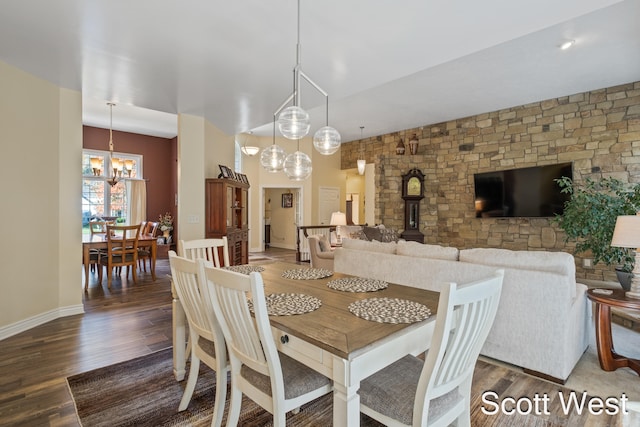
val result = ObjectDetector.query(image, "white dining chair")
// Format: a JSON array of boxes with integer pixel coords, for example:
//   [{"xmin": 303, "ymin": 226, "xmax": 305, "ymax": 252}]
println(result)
[
  {"xmin": 177, "ymin": 237, "xmax": 230, "ymax": 362},
  {"xmin": 358, "ymin": 269, "xmax": 504, "ymax": 427},
  {"xmin": 179, "ymin": 237, "xmax": 230, "ymax": 267},
  {"xmin": 168, "ymin": 251, "xmax": 228, "ymax": 427},
  {"xmin": 200, "ymin": 261, "xmax": 332, "ymax": 426}
]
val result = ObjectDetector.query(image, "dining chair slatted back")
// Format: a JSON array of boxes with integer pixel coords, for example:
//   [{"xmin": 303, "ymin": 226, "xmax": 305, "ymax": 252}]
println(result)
[
  {"xmin": 138, "ymin": 221, "xmax": 160, "ymax": 272},
  {"xmin": 89, "ymin": 220, "xmax": 107, "ymax": 236},
  {"xmin": 168, "ymin": 251, "xmax": 227, "ymax": 426},
  {"xmin": 98, "ymin": 224, "xmax": 141, "ymax": 288},
  {"xmin": 200, "ymin": 261, "xmax": 332, "ymax": 426},
  {"xmin": 86, "ymin": 221, "xmax": 108, "ymax": 274},
  {"xmin": 179, "ymin": 237, "xmax": 230, "ymax": 267},
  {"xmin": 359, "ymin": 269, "xmax": 504, "ymax": 427}
]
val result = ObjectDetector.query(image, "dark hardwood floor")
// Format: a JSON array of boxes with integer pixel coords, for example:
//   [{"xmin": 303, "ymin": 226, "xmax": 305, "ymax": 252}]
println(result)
[{"xmin": 0, "ymin": 248, "xmax": 298, "ymax": 427}]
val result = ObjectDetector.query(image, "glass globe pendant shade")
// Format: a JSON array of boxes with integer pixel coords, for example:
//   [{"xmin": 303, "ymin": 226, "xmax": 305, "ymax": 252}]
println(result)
[
  {"xmin": 357, "ymin": 159, "xmax": 366, "ymax": 175},
  {"xmin": 313, "ymin": 126, "xmax": 341, "ymax": 155},
  {"xmin": 278, "ymin": 106, "xmax": 310, "ymax": 140},
  {"xmin": 284, "ymin": 151, "xmax": 312, "ymax": 181},
  {"xmin": 260, "ymin": 144, "xmax": 287, "ymax": 172}
]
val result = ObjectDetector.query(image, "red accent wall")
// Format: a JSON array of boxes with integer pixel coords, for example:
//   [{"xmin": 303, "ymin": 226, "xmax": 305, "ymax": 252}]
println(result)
[{"xmin": 83, "ymin": 126, "xmax": 178, "ymax": 239}]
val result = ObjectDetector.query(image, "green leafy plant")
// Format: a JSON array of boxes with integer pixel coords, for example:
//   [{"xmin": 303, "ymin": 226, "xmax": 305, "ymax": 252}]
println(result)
[{"xmin": 554, "ymin": 176, "xmax": 640, "ymax": 272}]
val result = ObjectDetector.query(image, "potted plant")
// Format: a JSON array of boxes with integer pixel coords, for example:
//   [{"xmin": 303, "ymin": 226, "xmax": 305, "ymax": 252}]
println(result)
[
  {"xmin": 554, "ymin": 176, "xmax": 640, "ymax": 289},
  {"xmin": 158, "ymin": 212, "xmax": 174, "ymax": 243}
]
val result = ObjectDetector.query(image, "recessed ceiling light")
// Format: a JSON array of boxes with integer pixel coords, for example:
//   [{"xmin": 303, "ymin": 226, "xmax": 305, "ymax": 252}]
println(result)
[{"xmin": 559, "ymin": 40, "xmax": 575, "ymax": 50}]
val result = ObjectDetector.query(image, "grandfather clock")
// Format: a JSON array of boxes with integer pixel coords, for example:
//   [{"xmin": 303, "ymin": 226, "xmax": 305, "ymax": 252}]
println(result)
[{"xmin": 401, "ymin": 168, "xmax": 425, "ymax": 243}]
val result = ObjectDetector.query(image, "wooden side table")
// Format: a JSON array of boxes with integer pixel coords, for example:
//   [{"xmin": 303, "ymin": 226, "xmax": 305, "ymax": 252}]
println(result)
[{"xmin": 587, "ymin": 288, "xmax": 640, "ymax": 375}]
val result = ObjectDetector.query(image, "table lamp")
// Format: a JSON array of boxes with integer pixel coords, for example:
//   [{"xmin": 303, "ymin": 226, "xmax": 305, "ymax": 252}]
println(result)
[
  {"xmin": 611, "ymin": 213, "xmax": 640, "ymax": 299},
  {"xmin": 330, "ymin": 212, "xmax": 347, "ymax": 245}
]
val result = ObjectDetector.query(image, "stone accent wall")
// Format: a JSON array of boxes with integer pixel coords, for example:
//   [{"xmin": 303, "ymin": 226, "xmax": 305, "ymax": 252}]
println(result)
[{"xmin": 341, "ymin": 81, "xmax": 640, "ymax": 282}]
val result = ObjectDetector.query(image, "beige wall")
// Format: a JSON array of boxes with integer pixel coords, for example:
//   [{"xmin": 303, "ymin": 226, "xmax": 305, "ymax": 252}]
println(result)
[
  {"xmin": 0, "ymin": 60, "xmax": 83, "ymax": 337},
  {"xmin": 176, "ymin": 114, "xmax": 206, "ymax": 242}
]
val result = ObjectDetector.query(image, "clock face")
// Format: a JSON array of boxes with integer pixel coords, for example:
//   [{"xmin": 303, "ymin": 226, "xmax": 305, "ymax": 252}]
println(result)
[{"xmin": 407, "ymin": 177, "xmax": 421, "ymax": 196}]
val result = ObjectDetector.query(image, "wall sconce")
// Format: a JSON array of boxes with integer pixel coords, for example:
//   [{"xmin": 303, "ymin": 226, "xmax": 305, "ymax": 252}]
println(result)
[
  {"xmin": 409, "ymin": 133, "xmax": 419, "ymax": 155},
  {"xmin": 396, "ymin": 138, "xmax": 405, "ymax": 155}
]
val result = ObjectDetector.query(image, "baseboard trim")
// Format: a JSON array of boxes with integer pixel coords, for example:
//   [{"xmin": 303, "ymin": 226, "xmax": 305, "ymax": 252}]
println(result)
[
  {"xmin": 523, "ymin": 368, "xmax": 566, "ymax": 385},
  {"xmin": 0, "ymin": 304, "xmax": 84, "ymax": 341}
]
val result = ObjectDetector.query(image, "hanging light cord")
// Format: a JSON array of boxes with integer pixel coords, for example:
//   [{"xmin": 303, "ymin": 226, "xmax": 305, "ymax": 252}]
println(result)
[{"xmin": 108, "ymin": 102, "xmax": 115, "ymax": 154}]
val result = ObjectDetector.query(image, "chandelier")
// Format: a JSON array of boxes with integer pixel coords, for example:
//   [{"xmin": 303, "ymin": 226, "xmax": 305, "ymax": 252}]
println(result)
[
  {"xmin": 102, "ymin": 102, "xmax": 130, "ymax": 187},
  {"xmin": 260, "ymin": 0, "xmax": 341, "ymax": 179}
]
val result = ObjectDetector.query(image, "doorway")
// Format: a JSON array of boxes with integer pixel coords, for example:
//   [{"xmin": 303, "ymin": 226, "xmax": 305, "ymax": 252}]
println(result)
[{"xmin": 262, "ymin": 187, "xmax": 302, "ymax": 251}]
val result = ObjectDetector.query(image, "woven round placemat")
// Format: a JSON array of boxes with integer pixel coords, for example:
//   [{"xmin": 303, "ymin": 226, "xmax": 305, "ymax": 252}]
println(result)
[
  {"xmin": 281, "ymin": 268, "xmax": 333, "ymax": 280},
  {"xmin": 348, "ymin": 297, "xmax": 431, "ymax": 324},
  {"xmin": 326, "ymin": 277, "xmax": 388, "ymax": 292},
  {"xmin": 222, "ymin": 265, "xmax": 265, "ymax": 275},
  {"xmin": 249, "ymin": 293, "xmax": 322, "ymax": 316}
]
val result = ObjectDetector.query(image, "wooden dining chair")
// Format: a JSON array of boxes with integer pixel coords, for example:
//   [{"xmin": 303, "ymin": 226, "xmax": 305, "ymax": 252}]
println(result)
[
  {"xmin": 179, "ymin": 237, "xmax": 230, "ymax": 267},
  {"xmin": 200, "ymin": 261, "xmax": 332, "ymax": 427},
  {"xmin": 168, "ymin": 251, "xmax": 228, "ymax": 426},
  {"xmin": 98, "ymin": 224, "xmax": 141, "ymax": 288},
  {"xmin": 87, "ymin": 220, "xmax": 107, "ymax": 273},
  {"xmin": 358, "ymin": 270, "xmax": 504, "ymax": 427},
  {"xmin": 138, "ymin": 221, "xmax": 159, "ymax": 272}
]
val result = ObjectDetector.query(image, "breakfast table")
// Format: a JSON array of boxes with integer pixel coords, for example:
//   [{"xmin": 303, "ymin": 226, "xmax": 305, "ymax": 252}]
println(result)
[
  {"xmin": 82, "ymin": 233, "xmax": 158, "ymax": 289},
  {"xmin": 171, "ymin": 261, "xmax": 439, "ymax": 427}
]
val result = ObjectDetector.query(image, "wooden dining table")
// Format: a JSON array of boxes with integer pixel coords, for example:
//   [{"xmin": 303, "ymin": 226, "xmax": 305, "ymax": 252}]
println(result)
[
  {"xmin": 171, "ymin": 261, "xmax": 439, "ymax": 427},
  {"xmin": 82, "ymin": 233, "xmax": 158, "ymax": 289}
]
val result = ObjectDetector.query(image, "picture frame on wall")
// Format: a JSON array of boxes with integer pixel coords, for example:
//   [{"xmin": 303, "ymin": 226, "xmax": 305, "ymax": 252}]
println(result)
[{"xmin": 282, "ymin": 192, "xmax": 293, "ymax": 208}]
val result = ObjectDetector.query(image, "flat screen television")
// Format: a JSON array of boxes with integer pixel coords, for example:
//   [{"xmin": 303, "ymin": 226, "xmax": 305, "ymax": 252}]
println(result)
[{"xmin": 473, "ymin": 162, "xmax": 573, "ymax": 218}]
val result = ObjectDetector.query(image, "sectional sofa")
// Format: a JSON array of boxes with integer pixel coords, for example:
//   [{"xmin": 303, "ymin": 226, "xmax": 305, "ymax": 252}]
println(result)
[{"xmin": 333, "ymin": 238, "xmax": 590, "ymax": 383}]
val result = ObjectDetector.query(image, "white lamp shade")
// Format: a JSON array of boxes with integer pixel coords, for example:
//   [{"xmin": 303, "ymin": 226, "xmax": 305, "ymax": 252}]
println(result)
[
  {"xmin": 611, "ymin": 215, "xmax": 640, "ymax": 248},
  {"xmin": 283, "ymin": 151, "xmax": 312, "ymax": 181},
  {"xmin": 313, "ymin": 126, "xmax": 341, "ymax": 155},
  {"xmin": 357, "ymin": 159, "xmax": 366, "ymax": 175},
  {"xmin": 241, "ymin": 146, "xmax": 260, "ymax": 156},
  {"xmin": 330, "ymin": 211, "xmax": 347, "ymax": 226},
  {"xmin": 278, "ymin": 106, "xmax": 310, "ymax": 140},
  {"xmin": 260, "ymin": 144, "xmax": 287, "ymax": 172}
]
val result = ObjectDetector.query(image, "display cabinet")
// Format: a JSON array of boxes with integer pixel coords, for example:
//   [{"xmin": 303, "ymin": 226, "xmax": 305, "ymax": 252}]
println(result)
[{"xmin": 205, "ymin": 178, "xmax": 249, "ymax": 265}]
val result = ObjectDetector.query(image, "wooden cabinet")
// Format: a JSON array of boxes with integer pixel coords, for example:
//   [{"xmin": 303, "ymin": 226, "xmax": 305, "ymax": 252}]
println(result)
[{"xmin": 205, "ymin": 178, "xmax": 249, "ymax": 265}]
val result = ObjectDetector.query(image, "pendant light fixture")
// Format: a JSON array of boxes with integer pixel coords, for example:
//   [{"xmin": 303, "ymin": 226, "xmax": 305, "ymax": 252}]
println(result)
[
  {"xmin": 284, "ymin": 139, "xmax": 312, "ymax": 181},
  {"xmin": 275, "ymin": 0, "xmax": 340, "ymax": 149},
  {"xmin": 357, "ymin": 126, "xmax": 366, "ymax": 175},
  {"xmin": 260, "ymin": 115, "xmax": 287, "ymax": 172},
  {"xmin": 106, "ymin": 102, "xmax": 123, "ymax": 187}
]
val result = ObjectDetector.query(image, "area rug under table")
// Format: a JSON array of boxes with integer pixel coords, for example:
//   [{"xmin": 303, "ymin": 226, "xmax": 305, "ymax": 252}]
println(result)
[{"xmin": 67, "ymin": 347, "xmax": 618, "ymax": 426}]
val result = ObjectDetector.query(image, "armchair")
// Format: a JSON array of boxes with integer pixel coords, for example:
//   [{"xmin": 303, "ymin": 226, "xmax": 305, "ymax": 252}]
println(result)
[{"xmin": 307, "ymin": 234, "xmax": 334, "ymax": 270}]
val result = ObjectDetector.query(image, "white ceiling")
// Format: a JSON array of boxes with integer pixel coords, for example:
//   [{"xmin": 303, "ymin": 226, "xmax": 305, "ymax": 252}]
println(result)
[{"xmin": 1, "ymin": 0, "xmax": 638, "ymax": 142}]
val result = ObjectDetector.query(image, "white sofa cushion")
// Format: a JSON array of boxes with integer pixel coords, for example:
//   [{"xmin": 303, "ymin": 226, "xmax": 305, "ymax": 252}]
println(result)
[
  {"xmin": 396, "ymin": 240, "xmax": 459, "ymax": 261},
  {"xmin": 342, "ymin": 238, "xmax": 397, "ymax": 254},
  {"xmin": 459, "ymin": 248, "xmax": 577, "ymax": 299},
  {"xmin": 459, "ymin": 248, "xmax": 574, "ymax": 276}
]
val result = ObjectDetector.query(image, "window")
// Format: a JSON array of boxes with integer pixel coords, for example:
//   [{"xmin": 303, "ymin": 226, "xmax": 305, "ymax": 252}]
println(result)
[
  {"xmin": 82, "ymin": 149, "xmax": 143, "ymax": 226},
  {"xmin": 234, "ymin": 140, "xmax": 242, "ymax": 172}
]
